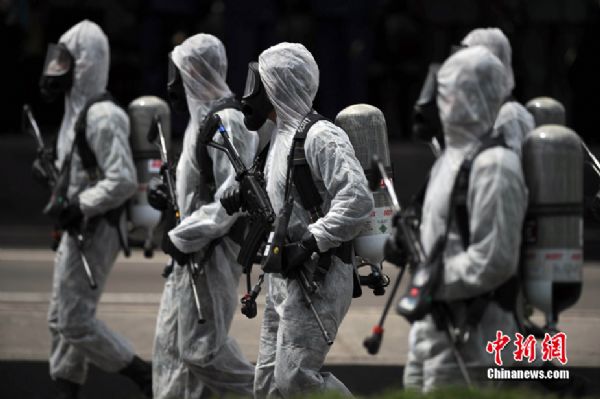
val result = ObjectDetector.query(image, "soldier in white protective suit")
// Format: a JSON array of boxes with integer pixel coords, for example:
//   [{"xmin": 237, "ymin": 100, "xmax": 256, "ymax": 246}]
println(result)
[
  {"xmin": 461, "ymin": 28, "xmax": 535, "ymax": 157},
  {"xmin": 38, "ymin": 20, "xmax": 150, "ymax": 399},
  {"xmin": 402, "ymin": 46, "xmax": 528, "ymax": 391},
  {"xmin": 151, "ymin": 34, "xmax": 257, "ymax": 399},
  {"xmin": 240, "ymin": 42, "xmax": 374, "ymax": 397}
]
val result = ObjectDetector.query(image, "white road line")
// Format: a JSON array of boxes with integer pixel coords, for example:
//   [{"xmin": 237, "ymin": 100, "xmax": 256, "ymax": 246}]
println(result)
[
  {"xmin": 0, "ymin": 291, "xmax": 268, "ymax": 306},
  {"xmin": 0, "ymin": 248, "xmax": 170, "ymax": 264},
  {"xmin": 0, "ymin": 292, "xmax": 162, "ymax": 304}
]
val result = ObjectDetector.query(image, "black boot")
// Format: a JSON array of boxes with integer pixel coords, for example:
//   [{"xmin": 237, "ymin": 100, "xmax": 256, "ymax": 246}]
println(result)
[
  {"xmin": 119, "ymin": 355, "xmax": 152, "ymax": 398},
  {"xmin": 54, "ymin": 378, "xmax": 81, "ymax": 399}
]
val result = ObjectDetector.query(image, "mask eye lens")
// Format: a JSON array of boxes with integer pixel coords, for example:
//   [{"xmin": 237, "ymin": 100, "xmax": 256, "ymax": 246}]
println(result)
[
  {"xmin": 243, "ymin": 62, "xmax": 260, "ymax": 98},
  {"xmin": 42, "ymin": 43, "xmax": 73, "ymax": 77}
]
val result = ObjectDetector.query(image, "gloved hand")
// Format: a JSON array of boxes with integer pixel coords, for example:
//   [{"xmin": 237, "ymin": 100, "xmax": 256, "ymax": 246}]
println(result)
[
  {"xmin": 161, "ymin": 229, "xmax": 190, "ymax": 266},
  {"xmin": 283, "ymin": 233, "xmax": 319, "ymax": 276},
  {"xmin": 31, "ymin": 147, "xmax": 56, "ymax": 188},
  {"xmin": 384, "ymin": 225, "xmax": 409, "ymax": 268},
  {"xmin": 58, "ymin": 199, "xmax": 84, "ymax": 231},
  {"xmin": 148, "ymin": 177, "xmax": 169, "ymax": 211}
]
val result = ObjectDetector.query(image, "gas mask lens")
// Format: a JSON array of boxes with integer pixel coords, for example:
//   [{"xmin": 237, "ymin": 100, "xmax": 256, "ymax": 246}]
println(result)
[
  {"xmin": 243, "ymin": 62, "xmax": 261, "ymax": 98},
  {"xmin": 42, "ymin": 43, "xmax": 73, "ymax": 77}
]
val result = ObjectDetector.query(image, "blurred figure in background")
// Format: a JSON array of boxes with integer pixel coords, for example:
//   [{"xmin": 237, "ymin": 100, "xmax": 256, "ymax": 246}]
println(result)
[
  {"xmin": 461, "ymin": 27, "xmax": 535, "ymax": 157},
  {"xmin": 38, "ymin": 20, "xmax": 150, "ymax": 399},
  {"xmin": 402, "ymin": 46, "xmax": 527, "ymax": 392}
]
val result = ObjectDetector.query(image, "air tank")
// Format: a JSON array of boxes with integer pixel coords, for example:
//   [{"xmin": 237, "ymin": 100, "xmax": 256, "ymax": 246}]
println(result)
[
  {"xmin": 526, "ymin": 97, "xmax": 566, "ymax": 127},
  {"xmin": 335, "ymin": 104, "xmax": 393, "ymax": 265},
  {"xmin": 522, "ymin": 124, "xmax": 583, "ymax": 327},
  {"xmin": 127, "ymin": 96, "xmax": 171, "ymax": 257}
]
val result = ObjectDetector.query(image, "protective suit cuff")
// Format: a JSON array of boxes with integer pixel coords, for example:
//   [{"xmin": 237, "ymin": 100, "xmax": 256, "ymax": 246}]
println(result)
[
  {"xmin": 77, "ymin": 195, "xmax": 98, "ymax": 219},
  {"xmin": 168, "ymin": 230, "xmax": 209, "ymax": 255},
  {"xmin": 307, "ymin": 224, "xmax": 334, "ymax": 253},
  {"xmin": 439, "ymin": 252, "xmax": 480, "ymax": 301}
]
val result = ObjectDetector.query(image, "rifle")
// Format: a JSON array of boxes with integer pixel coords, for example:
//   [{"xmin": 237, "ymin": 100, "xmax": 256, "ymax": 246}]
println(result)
[
  {"xmin": 201, "ymin": 114, "xmax": 335, "ymax": 344},
  {"xmin": 198, "ymin": 114, "xmax": 275, "ymax": 319},
  {"xmin": 581, "ymin": 139, "xmax": 600, "ymax": 178},
  {"xmin": 362, "ymin": 155, "xmax": 416, "ymax": 354},
  {"xmin": 23, "ymin": 104, "xmax": 58, "ymax": 186},
  {"xmin": 22, "ymin": 104, "xmax": 97, "ymax": 289},
  {"xmin": 148, "ymin": 116, "xmax": 205, "ymax": 324}
]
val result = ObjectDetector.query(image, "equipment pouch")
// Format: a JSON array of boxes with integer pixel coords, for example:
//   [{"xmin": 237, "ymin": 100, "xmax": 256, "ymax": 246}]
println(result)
[
  {"xmin": 261, "ymin": 199, "xmax": 293, "ymax": 273},
  {"xmin": 396, "ymin": 235, "xmax": 446, "ymax": 323}
]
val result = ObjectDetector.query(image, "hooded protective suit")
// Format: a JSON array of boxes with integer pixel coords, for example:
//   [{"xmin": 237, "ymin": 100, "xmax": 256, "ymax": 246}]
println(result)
[
  {"xmin": 152, "ymin": 34, "xmax": 256, "ymax": 399},
  {"xmin": 253, "ymin": 42, "xmax": 373, "ymax": 398},
  {"xmin": 47, "ymin": 20, "xmax": 138, "ymax": 384},
  {"xmin": 462, "ymin": 28, "xmax": 534, "ymax": 157},
  {"xmin": 403, "ymin": 46, "xmax": 528, "ymax": 391}
]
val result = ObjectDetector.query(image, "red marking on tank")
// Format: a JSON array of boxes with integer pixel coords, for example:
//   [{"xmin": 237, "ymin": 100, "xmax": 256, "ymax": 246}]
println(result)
[
  {"xmin": 545, "ymin": 253, "xmax": 563, "ymax": 260},
  {"xmin": 384, "ymin": 209, "xmax": 393, "ymax": 217},
  {"xmin": 571, "ymin": 253, "xmax": 582, "ymax": 261}
]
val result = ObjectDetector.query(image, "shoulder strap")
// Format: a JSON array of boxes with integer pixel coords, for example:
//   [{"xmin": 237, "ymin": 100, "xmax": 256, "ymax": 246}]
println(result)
[
  {"xmin": 196, "ymin": 97, "xmax": 242, "ymax": 188},
  {"xmin": 452, "ymin": 135, "xmax": 508, "ymax": 249},
  {"xmin": 74, "ymin": 92, "xmax": 114, "ymax": 172},
  {"xmin": 287, "ymin": 111, "xmax": 329, "ymax": 221}
]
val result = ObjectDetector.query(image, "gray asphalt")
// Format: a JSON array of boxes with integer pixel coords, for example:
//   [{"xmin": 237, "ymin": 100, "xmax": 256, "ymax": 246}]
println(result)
[
  {"xmin": 1, "ymin": 248, "xmax": 599, "ymax": 397},
  {"xmin": 0, "ymin": 248, "xmax": 599, "ymax": 366}
]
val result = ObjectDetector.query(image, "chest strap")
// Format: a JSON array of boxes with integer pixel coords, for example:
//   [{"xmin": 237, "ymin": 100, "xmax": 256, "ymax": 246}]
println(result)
[
  {"xmin": 196, "ymin": 97, "xmax": 243, "ymax": 192},
  {"xmin": 73, "ymin": 92, "xmax": 114, "ymax": 174}
]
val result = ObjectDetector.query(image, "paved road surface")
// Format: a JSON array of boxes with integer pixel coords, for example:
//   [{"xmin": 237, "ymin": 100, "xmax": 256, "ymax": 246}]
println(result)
[{"xmin": 0, "ymin": 249, "xmax": 599, "ymax": 397}]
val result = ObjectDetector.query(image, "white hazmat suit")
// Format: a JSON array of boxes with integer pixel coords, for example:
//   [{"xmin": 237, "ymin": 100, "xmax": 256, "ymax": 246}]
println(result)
[
  {"xmin": 462, "ymin": 28, "xmax": 534, "ymax": 157},
  {"xmin": 403, "ymin": 46, "xmax": 528, "ymax": 391},
  {"xmin": 253, "ymin": 42, "xmax": 374, "ymax": 398},
  {"xmin": 152, "ymin": 34, "xmax": 256, "ymax": 399},
  {"xmin": 47, "ymin": 20, "xmax": 138, "ymax": 384}
]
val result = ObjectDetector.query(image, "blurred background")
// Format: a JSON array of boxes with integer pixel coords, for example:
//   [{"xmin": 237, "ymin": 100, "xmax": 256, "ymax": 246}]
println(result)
[
  {"xmin": 2, "ymin": 0, "xmax": 600, "ymax": 237},
  {"xmin": 2, "ymin": 0, "xmax": 600, "ymax": 138},
  {"xmin": 3, "ymin": 0, "xmax": 600, "ymax": 244}
]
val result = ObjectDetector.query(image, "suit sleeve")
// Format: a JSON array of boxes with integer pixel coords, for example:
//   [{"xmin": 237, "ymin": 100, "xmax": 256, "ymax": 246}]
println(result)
[{"xmin": 305, "ymin": 121, "xmax": 374, "ymax": 252}]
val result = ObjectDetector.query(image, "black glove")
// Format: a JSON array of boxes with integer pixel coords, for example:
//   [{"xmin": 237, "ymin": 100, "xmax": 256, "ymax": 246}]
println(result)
[
  {"xmin": 31, "ymin": 147, "xmax": 55, "ymax": 188},
  {"xmin": 384, "ymin": 226, "xmax": 409, "ymax": 268},
  {"xmin": 283, "ymin": 233, "xmax": 319, "ymax": 276},
  {"xmin": 148, "ymin": 177, "xmax": 169, "ymax": 211},
  {"xmin": 58, "ymin": 199, "xmax": 84, "ymax": 231},
  {"xmin": 161, "ymin": 229, "xmax": 190, "ymax": 265}
]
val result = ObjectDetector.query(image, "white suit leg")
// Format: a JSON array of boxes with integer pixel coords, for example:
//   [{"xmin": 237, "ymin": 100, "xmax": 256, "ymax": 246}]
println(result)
[
  {"xmin": 177, "ymin": 242, "xmax": 254, "ymax": 397},
  {"xmin": 48, "ymin": 221, "xmax": 135, "ymax": 383}
]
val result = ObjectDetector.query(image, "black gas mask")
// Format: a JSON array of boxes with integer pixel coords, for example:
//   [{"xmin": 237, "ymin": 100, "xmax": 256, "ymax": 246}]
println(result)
[
  {"xmin": 241, "ymin": 62, "xmax": 274, "ymax": 131},
  {"xmin": 412, "ymin": 63, "xmax": 443, "ymax": 146},
  {"xmin": 167, "ymin": 53, "xmax": 188, "ymax": 114},
  {"xmin": 412, "ymin": 45, "xmax": 467, "ymax": 148},
  {"xmin": 39, "ymin": 43, "xmax": 74, "ymax": 103}
]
